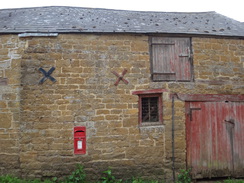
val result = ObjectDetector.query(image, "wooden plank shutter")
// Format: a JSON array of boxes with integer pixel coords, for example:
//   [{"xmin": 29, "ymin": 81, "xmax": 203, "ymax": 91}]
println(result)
[
  {"xmin": 175, "ymin": 38, "xmax": 192, "ymax": 81},
  {"xmin": 151, "ymin": 37, "xmax": 192, "ymax": 81}
]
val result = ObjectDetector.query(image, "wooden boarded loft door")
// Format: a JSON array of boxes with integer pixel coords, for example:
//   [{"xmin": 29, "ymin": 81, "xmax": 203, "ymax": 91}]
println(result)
[
  {"xmin": 186, "ymin": 101, "xmax": 244, "ymax": 179},
  {"xmin": 151, "ymin": 37, "xmax": 192, "ymax": 81}
]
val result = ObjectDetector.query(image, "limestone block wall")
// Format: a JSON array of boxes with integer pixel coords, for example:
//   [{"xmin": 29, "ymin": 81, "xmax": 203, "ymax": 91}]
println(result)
[
  {"xmin": 0, "ymin": 35, "xmax": 24, "ymax": 176},
  {"xmin": 19, "ymin": 34, "xmax": 165, "ymax": 180},
  {"xmin": 0, "ymin": 33, "xmax": 243, "ymax": 181}
]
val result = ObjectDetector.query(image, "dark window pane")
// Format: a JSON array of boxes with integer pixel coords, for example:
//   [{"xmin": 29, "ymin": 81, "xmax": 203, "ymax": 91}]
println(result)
[{"xmin": 142, "ymin": 97, "xmax": 159, "ymax": 122}]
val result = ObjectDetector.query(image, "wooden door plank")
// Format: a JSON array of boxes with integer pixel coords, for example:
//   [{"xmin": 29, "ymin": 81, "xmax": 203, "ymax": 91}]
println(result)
[
  {"xmin": 217, "ymin": 102, "xmax": 233, "ymax": 176},
  {"xmin": 188, "ymin": 102, "xmax": 202, "ymax": 178},
  {"xmin": 231, "ymin": 102, "xmax": 244, "ymax": 177}
]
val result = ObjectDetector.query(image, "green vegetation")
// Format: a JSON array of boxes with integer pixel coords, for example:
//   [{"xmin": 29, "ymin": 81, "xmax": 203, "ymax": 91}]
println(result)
[
  {"xmin": 0, "ymin": 166, "xmax": 160, "ymax": 183},
  {"xmin": 216, "ymin": 178, "xmax": 244, "ymax": 183},
  {"xmin": 129, "ymin": 178, "xmax": 159, "ymax": 183},
  {"xmin": 0, "ymin": 174, "xmax": 55, "ymax": 183},
  {"xmin": 1, "ymin": 166, "xmax": 244, "ymax": 183},
  {"xmin": 176, "ymin": 169, "xmax": 191, "ymax": 183},
  {"xmin": 100, "ymin": 168, "xmax": 122, "ymax": 183},
  {"xmin": 63, "ymin": 164, "xmax": 86, "ymax": 183}
]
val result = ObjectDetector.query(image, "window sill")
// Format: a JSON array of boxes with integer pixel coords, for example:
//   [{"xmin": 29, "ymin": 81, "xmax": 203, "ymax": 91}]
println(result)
[
  {"xmin": 139, "ymin": 122, "xmax": 163, "ymax": 127},
  {"xmin": 139, "ymin": 123, "xmax": 165, "ymax": 132}
]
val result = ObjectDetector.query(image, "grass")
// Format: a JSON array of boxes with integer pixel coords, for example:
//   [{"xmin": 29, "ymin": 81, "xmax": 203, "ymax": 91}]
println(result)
[{"xmin": 216, "ymin": 179, "xmax": 244, "ymax": 183}]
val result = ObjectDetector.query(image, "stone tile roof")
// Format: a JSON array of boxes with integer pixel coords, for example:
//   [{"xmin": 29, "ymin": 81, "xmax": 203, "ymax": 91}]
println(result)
[{"xmin": 0, "ymin": 6, "xmax": 243, "ymax": 37}]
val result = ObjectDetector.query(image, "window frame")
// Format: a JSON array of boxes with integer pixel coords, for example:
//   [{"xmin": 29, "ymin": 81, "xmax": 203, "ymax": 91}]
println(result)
[{"xmin": 132, "ymin": 89, "xmax": 165, "ymax": 126}]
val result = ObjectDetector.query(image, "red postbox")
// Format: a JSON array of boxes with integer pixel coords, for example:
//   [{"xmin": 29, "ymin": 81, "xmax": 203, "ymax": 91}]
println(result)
[{"xmin": 74, "ymin": 126, "xmax": 86, "ymax": 154}]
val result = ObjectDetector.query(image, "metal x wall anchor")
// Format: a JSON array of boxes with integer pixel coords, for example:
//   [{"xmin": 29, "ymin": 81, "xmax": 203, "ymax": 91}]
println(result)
[
  {"xmin": 39, "ymin": 67, "xmax": 57, "ymax": 84},
  {"xmin": 111, "ymin": 69, "xmax": 129, "ymax": 86}
]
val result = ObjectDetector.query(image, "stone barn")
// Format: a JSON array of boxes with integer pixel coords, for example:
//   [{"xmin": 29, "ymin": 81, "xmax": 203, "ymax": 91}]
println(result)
[{"xmin": 0, "ymin": 6, "xmax": 244, "ymax": 181}]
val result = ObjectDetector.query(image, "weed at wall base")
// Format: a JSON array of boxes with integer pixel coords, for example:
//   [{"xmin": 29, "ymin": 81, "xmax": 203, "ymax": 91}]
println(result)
[{"xmin": 176, "ymin": 169, "xmax": 191, "ymax": 183}]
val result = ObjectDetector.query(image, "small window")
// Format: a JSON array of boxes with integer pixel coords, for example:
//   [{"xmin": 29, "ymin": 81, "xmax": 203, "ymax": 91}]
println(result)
[
  {"xmin": 150, "ymin": 37, "xmax": 192, "ymax": 82},
  {"xmin": 132, "ymin": 89, "xmax": 164, "ymax": 126},
  {"xmin": 141, "ymin": 96, "xmax": 159, "ymax": 122}
]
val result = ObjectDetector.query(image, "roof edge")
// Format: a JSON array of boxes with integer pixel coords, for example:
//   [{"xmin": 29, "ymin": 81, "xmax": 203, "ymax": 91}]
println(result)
[{"xmin": 0, "ymin": 5, "xmax": 217, "ymax": 15}]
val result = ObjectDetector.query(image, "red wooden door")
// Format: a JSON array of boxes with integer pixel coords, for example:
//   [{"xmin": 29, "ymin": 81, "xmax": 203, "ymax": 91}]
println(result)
[{"xmin": 186, "ymin": 101, "xmax": 244, "ymax": 179}]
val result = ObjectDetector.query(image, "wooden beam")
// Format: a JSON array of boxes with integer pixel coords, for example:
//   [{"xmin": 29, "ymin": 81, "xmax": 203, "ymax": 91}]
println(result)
[{"xmin": 174, "ymin": 94, "xmax": 244, "ymax": 102}]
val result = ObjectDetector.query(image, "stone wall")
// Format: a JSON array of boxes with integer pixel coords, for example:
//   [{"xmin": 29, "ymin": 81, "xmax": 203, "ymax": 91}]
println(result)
[
  {"xmin": 0, "ymin": 35, "xmax": 23, "ymax": 176},
  {"xmin": 0, "ymin": 33, "xmax": 243, "ymax": 181},
  {"xmin": 19, "ymin": 34, "xmax": 165, "ymax": 180}
]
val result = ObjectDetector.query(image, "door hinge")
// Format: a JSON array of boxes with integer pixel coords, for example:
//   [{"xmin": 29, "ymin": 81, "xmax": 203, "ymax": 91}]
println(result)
[
  {"xmin": 179, "ymin": 47, "xmax": 192, "ymax": 59},
  {"xmin": 224, "ymin": 119, "xmax": 235, "ymax": 126}
]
